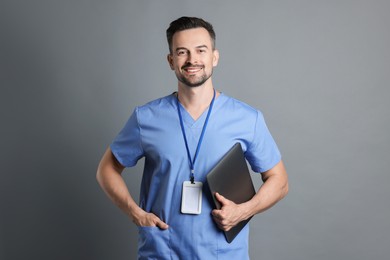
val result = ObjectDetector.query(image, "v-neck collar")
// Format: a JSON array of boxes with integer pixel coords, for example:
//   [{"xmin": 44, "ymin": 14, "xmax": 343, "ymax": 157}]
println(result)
[{"xmin": 170, "ymin": 92, "xmax": 225, "ymax": 128}]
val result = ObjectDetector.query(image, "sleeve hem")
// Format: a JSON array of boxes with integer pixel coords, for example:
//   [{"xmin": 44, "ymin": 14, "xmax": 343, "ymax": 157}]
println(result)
[
  {"xmin": 110, "ymin": 143, "xmax": 138, "ymax": 168},
  {"xmin": 251, "ymin": 156, "xmax": 282, "ymax": 174}
]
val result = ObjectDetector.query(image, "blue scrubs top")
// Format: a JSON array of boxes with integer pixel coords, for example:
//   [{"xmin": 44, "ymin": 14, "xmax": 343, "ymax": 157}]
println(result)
[{"xmin": 111, "ymin": 93, "xmax": 281, "ymax": 260}]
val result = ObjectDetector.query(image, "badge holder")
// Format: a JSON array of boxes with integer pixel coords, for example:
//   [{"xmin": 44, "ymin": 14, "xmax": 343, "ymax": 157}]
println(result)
[{"xmin": 181, "ymin": 181, "xmax": 203, "ymax": 214}]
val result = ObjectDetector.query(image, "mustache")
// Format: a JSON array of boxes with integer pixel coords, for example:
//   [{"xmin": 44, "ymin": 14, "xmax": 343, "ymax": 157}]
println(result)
[{"xmin": 181, "ymin": 63, "xmax": 204, "ymax": 69}]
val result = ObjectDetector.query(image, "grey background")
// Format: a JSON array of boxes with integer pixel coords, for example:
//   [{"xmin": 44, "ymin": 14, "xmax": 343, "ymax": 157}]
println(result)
[{"xmin": 1, "ymin": 0, "xmax": 389, "ymax": 259}]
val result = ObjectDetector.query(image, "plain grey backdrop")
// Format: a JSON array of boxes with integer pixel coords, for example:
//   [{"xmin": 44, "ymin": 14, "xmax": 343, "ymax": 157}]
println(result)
[{"xmin": 1, "ymin": 0, "xmax": 389, "ymax": 259}]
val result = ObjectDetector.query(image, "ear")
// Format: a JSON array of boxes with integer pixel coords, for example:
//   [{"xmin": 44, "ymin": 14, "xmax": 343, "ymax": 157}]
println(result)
[
  {"xmin": 167, "ymin": 54, "xmax": 174, "ymax": 70},
  {"xmin": 212, "ymin": 49, "xmax": 219, "ymax": 67}
]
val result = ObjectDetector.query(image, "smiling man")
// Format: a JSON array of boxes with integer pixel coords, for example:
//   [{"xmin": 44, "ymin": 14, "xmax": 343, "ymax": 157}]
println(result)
[
  {"xmin": 97, "ymin": 17, "xmax": 288, "ymax": 259},
  {"xmin": 168, "ymin": 27, "xmax": 217, "ymax": 89}
]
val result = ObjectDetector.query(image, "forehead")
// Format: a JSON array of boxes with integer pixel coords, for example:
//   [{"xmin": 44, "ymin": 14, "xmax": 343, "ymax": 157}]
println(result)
[{"xmin": 171, "ymin": 27, "xmax": 213, "ymax": 49}]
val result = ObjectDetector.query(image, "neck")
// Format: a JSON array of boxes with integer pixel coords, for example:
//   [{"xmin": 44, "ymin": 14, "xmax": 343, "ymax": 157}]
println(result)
[{"xmin": 177, "ymin": 83, "xmax": 218, "ymax": 120}]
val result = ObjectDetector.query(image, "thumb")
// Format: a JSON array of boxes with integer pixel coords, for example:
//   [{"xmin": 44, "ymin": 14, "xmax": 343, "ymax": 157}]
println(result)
[{"xmin": 215, "ymin": 192, "xmax": 229, "ymax": 205}]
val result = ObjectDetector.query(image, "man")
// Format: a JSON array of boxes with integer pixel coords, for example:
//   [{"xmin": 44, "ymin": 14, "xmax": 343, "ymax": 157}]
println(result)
[{"xmin": 97, "ymin": 16, "xmax": 288, "ymax": 259}]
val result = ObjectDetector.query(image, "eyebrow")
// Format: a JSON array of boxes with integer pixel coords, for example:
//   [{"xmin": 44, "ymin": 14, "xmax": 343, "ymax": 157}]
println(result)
[
  {"xmin": 196, "ymin": 45, "xmax": 209, "ymax": 49},
  {"xmin": 175, "ymin": 47, "xmax": 188, "ymax": 52},
  {"xmin": 175, "ymin": 45, "xmax": 209, "ymax": 52}
]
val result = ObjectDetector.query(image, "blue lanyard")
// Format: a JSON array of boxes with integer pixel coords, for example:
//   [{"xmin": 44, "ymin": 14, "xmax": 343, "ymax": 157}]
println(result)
[{"xmin": 177, "ymin": 89, "xmax": 216, "ymax": 184}]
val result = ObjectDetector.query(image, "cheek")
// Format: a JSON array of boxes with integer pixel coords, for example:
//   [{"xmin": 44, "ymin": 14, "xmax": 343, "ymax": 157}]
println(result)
[{"xmin": 173, "ymin": 59, "xmax": 185, "ymax": 69}]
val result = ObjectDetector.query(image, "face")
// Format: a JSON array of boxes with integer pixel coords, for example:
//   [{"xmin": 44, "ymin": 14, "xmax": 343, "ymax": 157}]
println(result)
[{"xmin": 167, "ymin": 27, "xmax": 219, "ymax": 88}]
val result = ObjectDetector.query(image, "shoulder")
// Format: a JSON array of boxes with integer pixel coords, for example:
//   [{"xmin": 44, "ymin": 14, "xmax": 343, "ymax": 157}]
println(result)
[
  {"xmin": 131, "ymin": 94, "xmax": 177, "ymax": 126},
  {"xmin": 138, "ymin": 94, "xmax": 174, "ymax": 109},
  {"xmin": 218, "ymin": 93, "xmax": 261, "ymax": 118},
  {"xmin": 135, "ymin": 94, "xmax": 175, "ymax": 114}
]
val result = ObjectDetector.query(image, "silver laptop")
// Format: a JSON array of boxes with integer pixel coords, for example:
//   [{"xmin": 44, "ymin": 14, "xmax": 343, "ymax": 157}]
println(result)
[{"xmin": 206, "ymin": 142, "xmax": 256, "ymax": 243}]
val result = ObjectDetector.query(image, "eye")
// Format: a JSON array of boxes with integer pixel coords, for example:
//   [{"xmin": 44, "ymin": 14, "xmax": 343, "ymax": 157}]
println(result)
[{"xmin": 176, "ymin": 50, "xmax": 187, "ymax": 56}]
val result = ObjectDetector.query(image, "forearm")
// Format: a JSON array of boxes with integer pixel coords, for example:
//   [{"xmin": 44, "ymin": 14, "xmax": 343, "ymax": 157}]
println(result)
[
  {"xmin": 242, "ymin": 161, "xmax": 289, "ymax": 219},
  {"xmin": 97, "ymin": 168, "xmax": 142, "ymax": 218},
  {"xmin": 96, "ymin": 149, "xmax": 143, "ymax": 220},
  {"xmin": 96, "ymin": 148, "xmax": 169, "ymax": 228}
]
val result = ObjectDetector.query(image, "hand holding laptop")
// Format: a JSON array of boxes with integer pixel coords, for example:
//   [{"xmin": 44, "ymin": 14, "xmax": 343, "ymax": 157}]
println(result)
[
  {"xmin": 211, "ymin": 192, "xmax": 247, "ymax": 232},
  {"xmin": 206, "ymin": 143, "xmax": 256, "ymax": 243}
]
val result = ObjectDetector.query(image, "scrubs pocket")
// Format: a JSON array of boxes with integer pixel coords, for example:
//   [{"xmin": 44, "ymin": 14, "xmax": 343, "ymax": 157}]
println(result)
[{"xmin": 138, "ymin": 226, "xmax": 171, "ymax": 259}]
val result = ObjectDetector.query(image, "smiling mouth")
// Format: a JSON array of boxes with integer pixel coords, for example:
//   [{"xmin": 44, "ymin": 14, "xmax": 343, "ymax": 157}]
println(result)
[{"xmin": 182, "ymin": 66, "xmax": 203, "ymax": 74}]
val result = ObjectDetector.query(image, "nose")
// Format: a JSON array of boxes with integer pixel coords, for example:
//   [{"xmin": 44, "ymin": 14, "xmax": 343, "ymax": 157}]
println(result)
[{"xmin": 186, "ymin": 52, "xmax": 199, "ymax": 65}]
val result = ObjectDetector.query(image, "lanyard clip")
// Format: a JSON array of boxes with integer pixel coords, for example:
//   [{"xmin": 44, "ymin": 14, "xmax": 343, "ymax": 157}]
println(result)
[{"xmin": 190, "ymin": 169, "xmax": 195, "ymax": 184}]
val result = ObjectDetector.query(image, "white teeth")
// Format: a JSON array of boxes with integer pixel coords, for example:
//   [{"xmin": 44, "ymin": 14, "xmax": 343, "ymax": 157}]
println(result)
[{"xmin": 185, "ymin": 68, "xmax": 202, "ymax": 73}]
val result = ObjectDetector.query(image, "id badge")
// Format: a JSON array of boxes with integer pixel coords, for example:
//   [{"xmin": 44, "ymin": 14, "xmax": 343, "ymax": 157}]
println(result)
[{"xmin": 181, "ymin": 181, "xmax": 203, "ymax": 214}]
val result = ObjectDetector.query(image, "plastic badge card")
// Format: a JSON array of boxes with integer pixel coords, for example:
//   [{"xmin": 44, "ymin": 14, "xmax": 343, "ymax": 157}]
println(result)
[{"xmin": 181, "ymin": 181, "xmax": 203, "ymax": 214}]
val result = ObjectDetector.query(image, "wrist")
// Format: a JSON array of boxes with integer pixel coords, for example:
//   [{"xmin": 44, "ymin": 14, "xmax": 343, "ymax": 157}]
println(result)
[
  {"xmin": 240, "ymin": 200, "xmax": 255, "ymax": 220},
  {"xmin": 128, "ymin": 204, "xmax": 144, "ymax": 223}
]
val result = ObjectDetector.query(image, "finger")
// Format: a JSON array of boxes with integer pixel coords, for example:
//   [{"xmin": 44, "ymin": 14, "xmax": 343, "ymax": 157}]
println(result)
[
  {"xmin": 155, "ymin": 219, "xmax": 169, "ymax": 230},
  {"xmin": 223, "ymin": 226, "xmax": 232, "ymax": 232},
  {"xmin": 212, "ymin": 215, "xmax": 223, "ymax": 227},
  {"xmin": 212, "ymin": 216, "xmax": 231, "ymax": 231},
  {"xmin": 211, "ymin": 209, "xmax": 222, "ymax": 219}
]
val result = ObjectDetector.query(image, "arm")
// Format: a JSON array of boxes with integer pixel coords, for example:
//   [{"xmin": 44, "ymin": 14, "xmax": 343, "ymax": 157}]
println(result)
[
  {"xmin": 96, "ymin": 147, "xmax": 168, "ymax": 229},
  {"xmin": 211, "ymin": 160, "xmax": 288, "ymax": 231}
]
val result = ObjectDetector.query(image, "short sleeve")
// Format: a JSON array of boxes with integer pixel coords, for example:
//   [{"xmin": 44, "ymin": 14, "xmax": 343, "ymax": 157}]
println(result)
[
  {"xmin": 245, "ymin": 111, "xmax": 281, "ymax": 173},
  {"xmin": 110, "ymin": 108, "xmax": 144, "ymax": 167}
]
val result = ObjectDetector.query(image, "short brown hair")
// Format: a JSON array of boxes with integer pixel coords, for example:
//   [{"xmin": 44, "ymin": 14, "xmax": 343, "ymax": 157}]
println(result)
[{"xmin": 166, "ymin": 17, "xmax": 216, "ymax": 53}]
